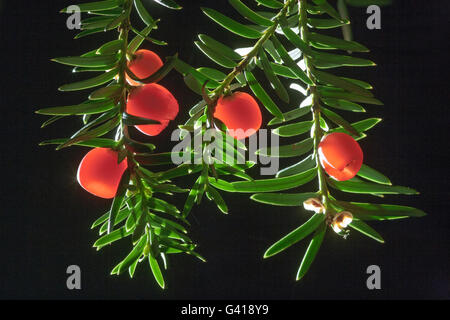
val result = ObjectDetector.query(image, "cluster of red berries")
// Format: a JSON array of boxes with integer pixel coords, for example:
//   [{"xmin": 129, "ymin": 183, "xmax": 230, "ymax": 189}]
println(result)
[
  {"xmin": 76, "ymin": 49, "xmax": 363, "ymax": 199},
  {"xmin": 78, "ymin": 49, "xmax": 176, "ymax": 199},
  {"xmin": 125, "ymin": 49, "xmax": 264, "ymax": 139},
  {"xmin": 77, "ymin": 49, "xmax": 264, "ymax": 199},
  {"xmin": 126, "ymin": 49, "xmax": 179, "ymax": 136}
]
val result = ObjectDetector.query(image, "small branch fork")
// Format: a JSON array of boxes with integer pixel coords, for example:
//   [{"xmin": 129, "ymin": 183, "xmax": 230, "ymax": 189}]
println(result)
[
  {"xmin": 206, "ymin": 0, "xmax": 297, "ymax": 105},
  {"xmin": 194, "ymin": 0, "xmax": 297, "ymax": 182}
]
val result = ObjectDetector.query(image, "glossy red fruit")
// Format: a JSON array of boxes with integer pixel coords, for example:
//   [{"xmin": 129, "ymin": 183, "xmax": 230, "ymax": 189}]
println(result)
[
  {"xmin": 318, "ymin": 132, "xmax": 363, "ymax": 181},
  {"xmin": 77, "ymin": 148, "xmax": 128, "ymax": 199},
  {"xmin": 126, "ymin": 83, "xmax": 179, "ymax": 136},
  {"xmin": 127, "ymin": 49, "xmax": 163, "ymax": 86},
  {"xmin": 213, "ymin": 92, "xmax": 262, "ymax": 140}
]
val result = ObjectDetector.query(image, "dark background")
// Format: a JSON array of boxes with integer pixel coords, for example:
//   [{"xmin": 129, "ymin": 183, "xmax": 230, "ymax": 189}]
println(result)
[{"xmin": 0, "ymin": 0, "xmax": 448, "ymax": 299}]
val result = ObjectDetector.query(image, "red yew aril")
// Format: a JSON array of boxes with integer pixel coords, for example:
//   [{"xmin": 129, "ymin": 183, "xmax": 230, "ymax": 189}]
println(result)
[
  {"xmin": 318, "ymin": 132, "xmax": 363, "ymax": 181},
  {"xmin": 126, "ymin": 83, "xmax": 179, "ymax": 136},
  {"xmin": 77, "ymin": 148, "xmax": 128, "ymax": 199},
  {"xmin": 213, "ymin": 92, "xmax": 262, "ymax": 140},
  {"xmin": 126, "ymin": 49, "xmax": 163, "ymax": 86}
]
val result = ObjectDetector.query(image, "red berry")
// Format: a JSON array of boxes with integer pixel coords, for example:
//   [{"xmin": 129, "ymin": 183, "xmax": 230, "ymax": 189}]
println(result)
[
  {"xmin": 213, "ymin": 92, "xmax": 262, "ymax": 140},
  {"xmin": 77, "ymin": 148, "xmax": 128, "ymax": 199},
  {"xmin": 126, "ymin": 83, "xmax": 179, "ymax": 136},
  {"xmin": 318, "ymin": 132, "xmax": 363, "ymax": 181},
  {"xmin": 127, "ymin": 49, "xmax": 163, "ymax": 86}
]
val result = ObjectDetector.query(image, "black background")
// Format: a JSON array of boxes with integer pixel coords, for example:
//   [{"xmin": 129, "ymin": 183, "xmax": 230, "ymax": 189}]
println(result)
[{"xmin": 0, "ymin": 0, "xmax": 448, "ymax": 300}]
